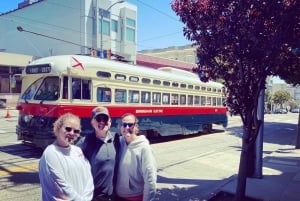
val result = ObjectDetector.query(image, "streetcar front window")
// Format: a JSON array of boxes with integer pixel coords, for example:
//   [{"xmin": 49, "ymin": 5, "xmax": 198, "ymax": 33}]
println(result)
[
  {"xmin": 21, "ymin": 78, "xmax": 43, "ymax": 100},
  {"xmin": 34, "ymin": 77, "xmax": 59, "ymax": 101}
]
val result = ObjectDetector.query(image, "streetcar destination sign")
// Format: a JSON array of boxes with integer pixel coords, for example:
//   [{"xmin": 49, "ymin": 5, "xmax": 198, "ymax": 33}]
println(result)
[{"xmin": 26, "ymin": 64, "xmax": 51, "ymax": 74}]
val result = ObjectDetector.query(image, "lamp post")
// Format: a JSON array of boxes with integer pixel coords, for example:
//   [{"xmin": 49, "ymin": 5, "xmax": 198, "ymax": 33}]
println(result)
[{"xmin": 100, "ymin": 0, "xmax": 124, "ymax": 57}]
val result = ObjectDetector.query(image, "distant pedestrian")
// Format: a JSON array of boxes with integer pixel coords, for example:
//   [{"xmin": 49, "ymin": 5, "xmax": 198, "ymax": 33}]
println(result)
[
  {"xmin": 39, "ymin": 113, "xmax": 94, "ymax": 201},
  {"xmin": 115, "ymin": 113, "xmax": 157, "ymax": 201},
  {"xmin": 77, "ymin": 106, "xmax": 120, "ymax": 201}
]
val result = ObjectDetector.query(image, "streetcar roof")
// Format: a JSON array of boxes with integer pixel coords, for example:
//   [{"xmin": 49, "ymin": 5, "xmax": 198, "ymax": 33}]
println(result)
[{"xmin": 26, "ymin": 55, "xmax": 223, "ymax": 87}]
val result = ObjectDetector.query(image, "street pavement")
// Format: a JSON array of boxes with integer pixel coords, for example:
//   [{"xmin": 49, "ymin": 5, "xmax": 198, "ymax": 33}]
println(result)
[{"xmin": 0, "ymin": 109, "xmax": 300, "ymax": 201}]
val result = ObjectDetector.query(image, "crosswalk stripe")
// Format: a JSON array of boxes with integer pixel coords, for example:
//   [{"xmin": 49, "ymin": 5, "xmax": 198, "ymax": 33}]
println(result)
[{"xmin": 0, "ymin": 163, "xmax": 38, "ymax": 176}]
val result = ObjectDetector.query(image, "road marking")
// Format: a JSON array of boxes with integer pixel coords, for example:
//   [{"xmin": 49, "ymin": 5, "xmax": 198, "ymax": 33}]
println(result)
[{"xmin": 0, "ymin": 163, "xmax": 38, "ymax": 176}]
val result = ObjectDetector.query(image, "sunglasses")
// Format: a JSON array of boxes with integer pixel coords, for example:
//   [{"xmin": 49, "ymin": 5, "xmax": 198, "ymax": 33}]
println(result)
[
  {"xmin": 95, "ymin": 115, "xmax": 108, "ymax": 123},
  {"xmin": 64, "ymin": 126, "xmax": 81, "ymax": 134},
  {"xmin": 121, "ymin": 122, "xmax": 135, "ymax": 128}
]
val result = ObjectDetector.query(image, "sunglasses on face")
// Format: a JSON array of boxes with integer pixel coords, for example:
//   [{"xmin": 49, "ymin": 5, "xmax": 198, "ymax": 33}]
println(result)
[
  {"xmin": 64, "ymin": 126, "xmax": 81, "ymax": 134},
  {"xmin": 121, "ymin": 122, "xmax": 135, "ymax": 128},
  {"xmin": 95, "ymin": 115, "xmax": 108, "ymax": 123}
]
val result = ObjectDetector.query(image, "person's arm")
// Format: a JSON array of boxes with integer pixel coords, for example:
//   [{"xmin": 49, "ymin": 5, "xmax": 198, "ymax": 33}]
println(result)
[
  {"xmin": 141, "ymin": 147, "xmax": 157, "ymax": 201},
  {"xmin": 81, "ymin": 158, "xmax": 94, "ymax": 200}
]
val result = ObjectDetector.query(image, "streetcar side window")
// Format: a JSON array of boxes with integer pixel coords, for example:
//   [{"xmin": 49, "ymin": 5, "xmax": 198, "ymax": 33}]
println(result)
[
  {"xmin": 115, "ymin": 89, "xmax": 126, "ymax": 103},
  {"xmin": 82, "ymin": 80, "xmax": 91, "ymax": 99},
  {"xmin": 97, "ymin": 87, "xmax": 111, "ymax": 102},
  {"xmin": 194, "ymin": 96, "xmax": 200, "ymax": 105},
  {"xmin": 97, "ymin": 71, "xmax": 111, "ymax": 78},
  {"xmin": 172, "ymin": 82, "xmax": 179, "ymax": 88},
  {"xmin": 141, "ymin": 78, "xmax": 151, "ymax": 84},
  {"xmin": 72, "ymin": 78, "xmax": 81, "ymax": 99},
  {"xmin": 180, "ymin": 95, "xmax": 186, "ymax": 105},
  {"xmin": 162, "ymin": 93, "xmax": 170, "ymax": 105},
  {"xmin": 72, "ymin": 78, "xmax": 91, "ymax": 100},
  {"xmin": 212, "ymin": 97, "xmax": 217, "ymax": 106},
  {"xmin": 152, "ymin": 92, "xmax": 161, "ymax": 105},
  {"xmin": 153, "ymin": 80, "xmax": 161, "ymax": 85},
  {"xmin": 188, "ymin": 95, "xmax": 193, "ymax": 105},
  {"xmin": 141, "ymin": 91, "xmax": 151, "ymax": 103},
  {"xmin": 207, "ymin": 97, "xmax": 212, "ymax": 105},
  {"xmin": 201, "ymin": 96, "xmax": 206, "ymax": 105},
  {"xmin": 163, "ymin": 81, "xmax": 170, "ymax": 86},
  {"xmin": 171, "ymin": 94, "xmax": 178, "ymax": 105},
  {"xmin": 217, "ymin": 97, "xmax": 222, "ymax": 106},
  {"xmin": 63, "ymin": 76, "xmax": 68, "ymax": 99},
  {"xmin": 129, "ymin": 90, "xmax": 139, "ymax": 103}
]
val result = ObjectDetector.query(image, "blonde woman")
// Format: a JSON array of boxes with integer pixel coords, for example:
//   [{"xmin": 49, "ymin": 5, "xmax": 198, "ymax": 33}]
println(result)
[
  {"xmin": 116, "ymin": 113, "xmax": 157, "ymax": 201},
  {"xmin": 39, "ymin": 113, "xmax": 94, "ymax": 201}
]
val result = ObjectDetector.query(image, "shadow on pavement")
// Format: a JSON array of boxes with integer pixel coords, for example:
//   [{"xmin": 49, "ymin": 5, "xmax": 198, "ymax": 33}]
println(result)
[
  {"xmin": 155, "ymin": 175, "xmax": 235, "ymax": 201},
  {"xmin": 0, "ymin": 143, "xmax": 42, "ymax": 159},
  {"xmin": 226, "ymin": 121, "xmax": 297, "ymax": 146}
]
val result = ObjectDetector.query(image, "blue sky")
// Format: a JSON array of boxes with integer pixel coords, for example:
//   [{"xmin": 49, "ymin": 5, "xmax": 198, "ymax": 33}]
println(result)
[{"xmin": 0, "ymin": 0, "xmax": 191, "ymax": 51}]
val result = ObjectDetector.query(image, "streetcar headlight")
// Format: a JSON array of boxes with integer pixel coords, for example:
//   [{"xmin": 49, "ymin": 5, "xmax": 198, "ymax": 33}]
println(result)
[{"xmin": 23, "ymin": 115, "xmax": 33, "ymax": 123}]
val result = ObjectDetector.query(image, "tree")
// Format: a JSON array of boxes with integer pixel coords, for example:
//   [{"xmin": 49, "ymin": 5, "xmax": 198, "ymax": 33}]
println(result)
[
  {"xmin": 171, "ymin": 0, "xmax": 300, "ymax": 200},
  {"xmin": 272, "ymin": 90, "xmax": 291, "ymax": 108}
]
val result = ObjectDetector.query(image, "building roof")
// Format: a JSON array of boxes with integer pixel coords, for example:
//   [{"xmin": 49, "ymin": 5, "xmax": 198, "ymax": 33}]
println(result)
[
  {"xmin": 0, "ymin": 52, "xmax": 34, "ymax": 66},
  {"xmin": 136, "ymin": 53, "xmax": 197, "ymax": 71}
]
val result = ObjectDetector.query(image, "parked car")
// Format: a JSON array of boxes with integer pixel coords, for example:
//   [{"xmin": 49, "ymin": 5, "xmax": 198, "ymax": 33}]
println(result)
[
  {"xmin": 274, "ymin": 108, "xmax": 288, "ymax": 114},
  {"xmin": 0, "ymin": 99, "xmax": 6, "ymax": 108},
  {"xmin": 291, "ymin": 108, "xmax": 300, "ymax": 113}
]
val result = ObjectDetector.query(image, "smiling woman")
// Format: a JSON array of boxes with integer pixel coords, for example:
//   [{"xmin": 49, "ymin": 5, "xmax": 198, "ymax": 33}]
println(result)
[{"xmin": 38, "ymin": 113, "xmax": 94, "ymax": 201}]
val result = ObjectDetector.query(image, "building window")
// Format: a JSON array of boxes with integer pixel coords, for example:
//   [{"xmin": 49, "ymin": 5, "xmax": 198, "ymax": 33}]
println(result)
[
  {"xmin": 126, "ymin": 17, "xmax": 135, "ymax": 42},
  {"xmin": 0, "ymin": 66, "xmax": 23, "ymax": 94},
  {"xmin": 126, "ymin": 27, "xmax": 135, "ymax": 42},
  {"xmin": 111, "ymin": 19, "xmax": 118, "ymax": 32},
  {"xmin": 99, "ymin": 19, "xmax": 110, "ymax": 36},
  {"xmin": 126, "ymin": 18, "xmax": 136, "ymax": 27}
]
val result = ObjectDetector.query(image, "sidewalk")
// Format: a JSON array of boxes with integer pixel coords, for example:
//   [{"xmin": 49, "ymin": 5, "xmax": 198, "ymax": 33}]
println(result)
[
  {"xmin": 1, "ymin": 109, "xmax": 299, "ymax": 201},
  {"xmin": 218, "ymin": 147, "xmax": 300, "ymax": 201}
]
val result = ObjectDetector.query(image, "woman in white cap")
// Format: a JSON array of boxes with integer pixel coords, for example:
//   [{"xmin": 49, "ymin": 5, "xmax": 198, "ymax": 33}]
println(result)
[{"xmin": 77, "ymin": 106, "xmax": 120, "ymax": 201}]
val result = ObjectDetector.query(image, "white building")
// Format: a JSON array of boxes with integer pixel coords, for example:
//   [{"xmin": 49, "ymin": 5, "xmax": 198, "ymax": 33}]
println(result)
[{"xmin": 0, "ymin": 0, "xmax": 137, "ymax": 62}]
